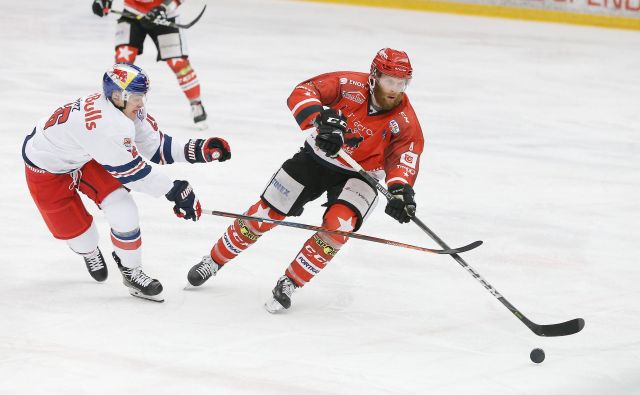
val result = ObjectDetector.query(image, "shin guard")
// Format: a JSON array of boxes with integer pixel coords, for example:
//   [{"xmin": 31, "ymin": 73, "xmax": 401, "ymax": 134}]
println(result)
[
  {"xmin": 285, "ymin": 203, "xmax": 356, "ymax": 287},
  {"xmin": 167, "ymin": 57, "xmax": 201, "ymax": 102},
  {"xmin": 210, "ymin": 200, "xmax": 284, "ymax": 265}
]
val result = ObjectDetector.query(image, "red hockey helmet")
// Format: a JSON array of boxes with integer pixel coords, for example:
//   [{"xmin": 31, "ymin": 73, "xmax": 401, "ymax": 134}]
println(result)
[{"xmin": 370, "ymin": 48, "xmax": 413, "ymax": 79}]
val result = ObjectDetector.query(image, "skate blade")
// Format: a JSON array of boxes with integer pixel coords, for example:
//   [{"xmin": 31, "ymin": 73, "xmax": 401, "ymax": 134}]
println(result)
[
  {"xmin": 264, "ymin": 298, "xmax": 285, "ymax": 314},
  {"xmin": 195, "ymin": 121, "xmax": 208, "ymax": 131},
  {"xmin": 183, "ymin": 282, "xmax": 202, "ymax": 290},
  {"xmin": 128, "ymin": 288, "xmax": 165, "ymax": 303}
]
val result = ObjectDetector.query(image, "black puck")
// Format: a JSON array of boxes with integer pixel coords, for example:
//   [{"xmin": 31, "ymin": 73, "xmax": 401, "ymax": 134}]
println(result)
[{"xmin": 530, "ymin": 348, "xmax": 545, "ymax": 363}]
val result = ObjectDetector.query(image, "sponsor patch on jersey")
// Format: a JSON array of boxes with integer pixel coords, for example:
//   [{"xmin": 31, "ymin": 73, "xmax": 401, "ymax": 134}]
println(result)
[
  {"xmin": 123, "ymin": 138, "xmax": 139, "ymax": 157},
  {"xmin": 400, "ymin": 151, "xmax": 418, "ymax": 169},
  {"xmin": 342, "ymin": 91, "xmax": 365, "ymax": 104},
  {"xmin": 389, "ymin": 119, "xmax": 400, "ymax": 135},
  {"xmin": 339, "ymin": 77, "xmax": 348, "ymax": 85}
]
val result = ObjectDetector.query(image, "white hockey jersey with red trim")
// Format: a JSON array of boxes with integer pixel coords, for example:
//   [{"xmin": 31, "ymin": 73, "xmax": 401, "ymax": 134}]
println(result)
[
  {"xmin": 287, "ymin": 71, "xmax": 425, "ymax": 187},
  {"xmin": 22, "ymin": 93, "xmax": 186, "ymax": 197}
]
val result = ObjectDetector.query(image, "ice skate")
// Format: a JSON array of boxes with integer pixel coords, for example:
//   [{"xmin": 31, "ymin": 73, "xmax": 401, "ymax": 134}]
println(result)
[
  {"xmin": 190, "ymin": 100, "xmax": 208, "ymax": 130},
  {"xmin": 113, "ymin": 252, "xmax": 164, "ymax": 302},
  {"xmin": 264, "ymin": 275, "xmax": 297, "ymax": 313},
  {"xmin": 187, "ymin": 255, "xmax": 220, "ymax": 287},
  {"xmin": 81, "ymin": 247, "xmax": 108, "ymax": 282}
]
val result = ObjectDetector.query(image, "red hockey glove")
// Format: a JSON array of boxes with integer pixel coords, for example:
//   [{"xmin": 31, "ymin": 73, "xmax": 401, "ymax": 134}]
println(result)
[
  {"xmin": 92, "ymin": 0, "xmax": 112, "ymax": 17},
  {"xmin": 385, "ymin": 184, "xmax": 416, "ymax": 223},
  {"xmin": 165, "ymin": 180, "xmax": 201, "ymax": 221},
  {"xmin": 314, "ymin": 108, "xmax": 347, "ymax": 158},
  {"xmin": 184, "ymin": 138, "xmax": 231, "ymax": 163}
]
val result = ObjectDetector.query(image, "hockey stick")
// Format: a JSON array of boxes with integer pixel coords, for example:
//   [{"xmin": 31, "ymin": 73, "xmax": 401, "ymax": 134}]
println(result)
[
  {"xmin": 337, "ymin": 149, "xmax": 585, "ymax": 337},
  {"xmin": 202, "ymin": 209, "xmax": 482, "ymax": 255},
  {"xmin": 110, "ymin": 5, "xmax": 206, "ymax": 29}
]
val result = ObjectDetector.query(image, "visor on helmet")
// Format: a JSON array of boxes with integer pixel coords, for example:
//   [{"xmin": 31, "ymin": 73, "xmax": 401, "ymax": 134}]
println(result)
[
  {"xmin": 123, "ymin": 91, "xmax": 147, "ymax": 106},
  {"xmin": 377, "ymin": 74, "xmax": 410, "ymax": 92}
]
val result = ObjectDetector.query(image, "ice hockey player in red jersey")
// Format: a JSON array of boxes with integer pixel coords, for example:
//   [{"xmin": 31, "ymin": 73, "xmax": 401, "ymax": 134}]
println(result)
[
  {"xmin": 23, "ymin": 63, "xmax": 231, "ymax": 302},
  {"xmin": 92, "ymin": 0, "xmax": 208, "ymax": 128},
  {"xmin": 186, "ymin": 48, "xmax": 424, "ymax": 312}
]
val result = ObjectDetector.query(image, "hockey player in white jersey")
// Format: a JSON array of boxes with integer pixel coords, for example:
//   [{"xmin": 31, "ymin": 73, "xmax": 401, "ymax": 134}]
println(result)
[{"xmin": 22, "ymin": 63, "xmax": 231, "ymax": 302}]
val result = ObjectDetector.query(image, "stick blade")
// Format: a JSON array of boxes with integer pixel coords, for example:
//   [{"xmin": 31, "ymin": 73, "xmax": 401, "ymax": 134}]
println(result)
[
  {"xmin": 532, "ymin": 317, "xmax": 585, "ymax": 337},
  {"xmin": 453, "ymin": 240, "xmax": 483, "ymax": 254}
]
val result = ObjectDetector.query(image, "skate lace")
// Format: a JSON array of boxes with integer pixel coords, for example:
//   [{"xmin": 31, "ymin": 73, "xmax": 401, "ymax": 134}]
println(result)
[
  {"xmin": 69, "ymin": 169, "xmax": 83, "ymax": 190},
  {"xmin": 196, "ymin": 263, "xmax": 212, "ymax": 278},
  {"xmin": 126, "ymin": 268, "xmax": 153, "ymax": 287},
  {"xmin": 85, "ymin": 254, "xmax": 104, "ymax": 272},
  {"xmin": 280, "ymin": 277, "xmax": 296, "ymax": 297},
  {"xmin": 196, "ymin": 256, "xmax": 216, "ymax": 278},
  {"xmin": 191, "ymin": 103, "xmax": 203, "ymax": 117}
]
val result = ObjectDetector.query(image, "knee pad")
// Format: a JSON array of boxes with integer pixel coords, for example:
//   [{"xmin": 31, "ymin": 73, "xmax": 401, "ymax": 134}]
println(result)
[
  {"xmin": 167, "ymin": 57, "xmax": 190, "ymax": 73},
  {"xmin": 244, "ymin": 199, "xmax": 285, "ymax": 234},
  {"xmin": 100, "ymin": 188, "xmax": 139, "ymax": 233},
  {"xmin": 322, "ymin": 203, "xmax": 358, "ymax": 245},
  {"xmin": 115, "ymin": 45, "xmax": 139, "ymax": 63},
  {"xmin": 329, "ymin": 178, "xmax": 378, "ymax": 231}
]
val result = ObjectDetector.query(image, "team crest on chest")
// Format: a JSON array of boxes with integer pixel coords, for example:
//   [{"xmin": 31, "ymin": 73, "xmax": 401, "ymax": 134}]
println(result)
[
  {"xmin": 389, "ymin": 119, "xmax": 400, "ymax": 135},
  {"xmin": 123, "ymin": 138, "xmax": 138, "ymax": 157}
]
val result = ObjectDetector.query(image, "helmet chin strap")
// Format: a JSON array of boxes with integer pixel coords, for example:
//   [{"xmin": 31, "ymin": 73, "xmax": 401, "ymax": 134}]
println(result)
[
  {"xmin": 107, "ymin": 95, "xmax": 127, "ymax": 112},
  {"xmin": 368, "ymin": 74, "xmax": 382, "ymax": 111}
]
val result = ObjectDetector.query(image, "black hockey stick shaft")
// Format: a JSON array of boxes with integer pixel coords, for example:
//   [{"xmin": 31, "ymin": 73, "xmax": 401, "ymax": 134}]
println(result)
[
  {"xmin": 110, "ymin": 5, "xmax": 206, "ymax": 29},
  {"xmin": 337, "ymin": 149, "xmax": 584, "ymax": 337},
  {"xmin": 202, "ymin": 209, "xmax": 482, "ymax": 255}
]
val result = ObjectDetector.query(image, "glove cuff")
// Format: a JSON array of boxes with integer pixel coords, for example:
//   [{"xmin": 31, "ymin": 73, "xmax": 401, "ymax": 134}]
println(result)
[{"xmin": 184, "ymin": 139, "xmax": 204, "ymax": 163}]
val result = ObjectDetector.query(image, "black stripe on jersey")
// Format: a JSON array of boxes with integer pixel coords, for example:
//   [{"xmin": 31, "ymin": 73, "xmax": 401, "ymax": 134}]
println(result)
[{"xmin": 295, "ymin": 104, "xmax": 323, "ymax": 127}]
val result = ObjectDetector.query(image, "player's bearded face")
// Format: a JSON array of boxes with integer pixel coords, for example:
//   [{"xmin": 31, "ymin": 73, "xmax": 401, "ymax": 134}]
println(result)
[{"xmin": 373, "ymin": 74, "xmax": 409, "ymax": 110}]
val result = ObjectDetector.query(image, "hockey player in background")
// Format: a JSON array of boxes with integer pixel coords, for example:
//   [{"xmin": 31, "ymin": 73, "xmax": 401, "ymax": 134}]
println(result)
[
  {"xmin": 187, "ymin": 48, "xmax": 424, "ymax": 312},
  {"xmin": 23, "ymin": 63, "xmax": 231, "ymax": 302},
  {"xmin": 92, "ymin": 0, "xmax": 209, "ymax": 128}
]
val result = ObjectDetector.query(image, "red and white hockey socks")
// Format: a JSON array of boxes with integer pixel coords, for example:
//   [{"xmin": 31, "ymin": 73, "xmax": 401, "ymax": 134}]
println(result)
[
  {"xmin": 285, "ymin": 203, "xmax": 356, "ymax": 287},
  {"xmin": 167, "ymin": 57, "xmax": 201, "ymax": 103},
  {"xmin": 210, "ymin": 200, "xmax": 284, "ymax": 265},
  {"xmin": 115, "ymin": 45, "xmax": 139, "ymax": 64}
]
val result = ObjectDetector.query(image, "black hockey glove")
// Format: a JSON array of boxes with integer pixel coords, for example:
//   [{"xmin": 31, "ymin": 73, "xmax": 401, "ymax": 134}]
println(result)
[
  {"xmin": 145, "ymin": 5, "xmax": 168, "ymax": 23},
  {"xmin": 165, "ymin": 180, "xmax": 201, "ymax": 222},
  {"xmin": 314, "ymin": 108, "xmax": 347, "ymax": 158},
  {"xmin": 92, "ymin": 0, "xmax": 112, "ymax": 17},
  {"xmin": 385, "ymin": 184, "xmax": 416, "ymax": 224},
  {"xmin": 184, "ymin": 137, "xmax": 231, "ymax": 163}
]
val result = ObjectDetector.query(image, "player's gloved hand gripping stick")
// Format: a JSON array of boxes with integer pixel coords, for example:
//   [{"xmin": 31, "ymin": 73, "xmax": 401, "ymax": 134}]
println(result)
[
  {"xmin": 336, "ymin": 149, "xmax": 585, "ymax": 337},
  {"xmin": 109, "ymin": 5, "xmax": 207, "ymax": 29}
]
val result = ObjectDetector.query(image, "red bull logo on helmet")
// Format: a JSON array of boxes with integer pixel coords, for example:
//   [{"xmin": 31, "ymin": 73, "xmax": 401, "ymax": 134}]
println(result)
[{"xmin": 109, "ymin": 65, "xmax": 137, "ymax": 89}]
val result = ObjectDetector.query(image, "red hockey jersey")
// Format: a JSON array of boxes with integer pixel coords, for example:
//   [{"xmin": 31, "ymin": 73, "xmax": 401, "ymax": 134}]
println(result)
[
  {"xmin": 287, "ymin": 71, "xmax": 424, "ymax": 187},
  {"xmin": 124, "ymin": 0, "xmax": 183, "ymax": 16}
]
